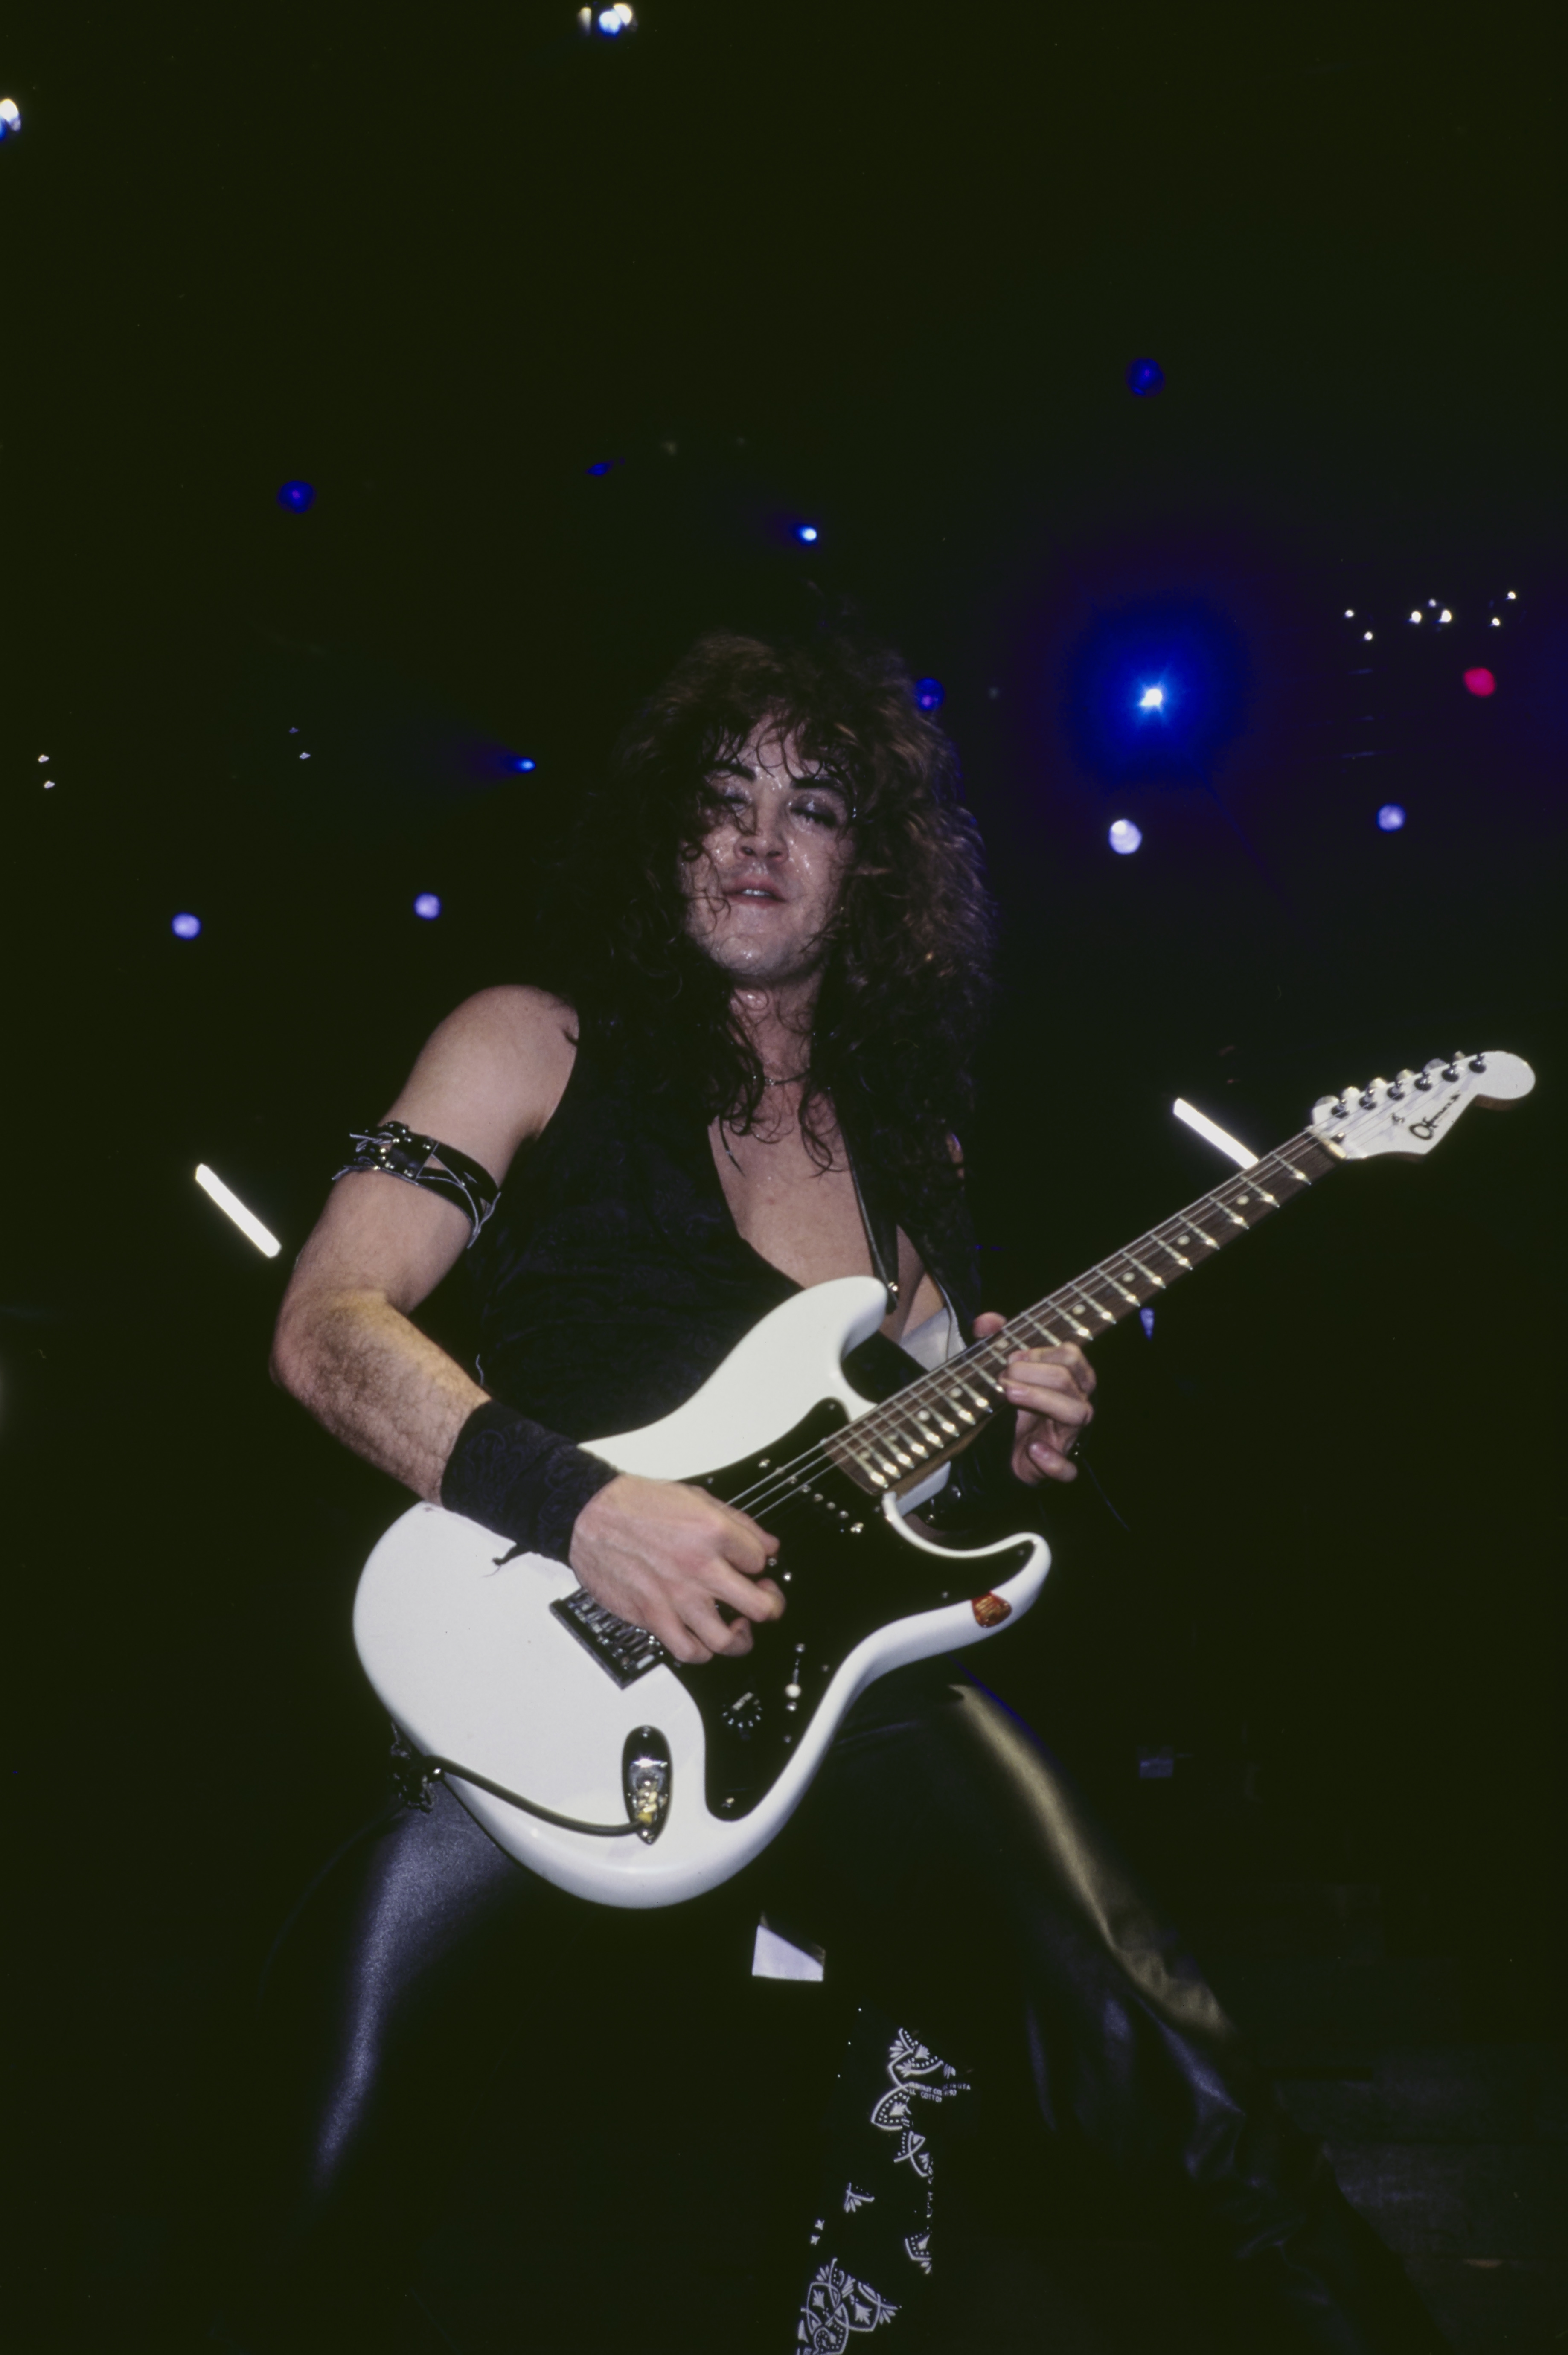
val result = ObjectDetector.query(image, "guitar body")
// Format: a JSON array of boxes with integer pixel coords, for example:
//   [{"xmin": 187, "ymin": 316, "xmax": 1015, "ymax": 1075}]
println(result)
[
  {"xmin": 354, "ymin": 1276, "xmax": 1047, "ymax": 1909},
  {"xmin": 354, "ymin": 1048, "xmax": 1535, "ymax": 1912}
]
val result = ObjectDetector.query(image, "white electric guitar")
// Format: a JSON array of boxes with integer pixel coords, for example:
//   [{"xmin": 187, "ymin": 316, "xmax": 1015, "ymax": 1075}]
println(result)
[{"xmin": 355, "ymin": 1050, "xmax": 1533, "ymax": 1908}]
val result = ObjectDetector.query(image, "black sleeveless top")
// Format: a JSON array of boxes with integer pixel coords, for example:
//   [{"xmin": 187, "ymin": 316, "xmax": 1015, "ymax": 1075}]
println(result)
[{"xmin": 466, "ymin": 1046, "xmax": 980, "ymax": 1445}]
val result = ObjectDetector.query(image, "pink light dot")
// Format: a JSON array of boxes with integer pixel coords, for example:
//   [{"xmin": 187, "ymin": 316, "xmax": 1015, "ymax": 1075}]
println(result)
[{"xmin": 1462, "ymin": 667, "xmax": 1496, "ymax": 698}]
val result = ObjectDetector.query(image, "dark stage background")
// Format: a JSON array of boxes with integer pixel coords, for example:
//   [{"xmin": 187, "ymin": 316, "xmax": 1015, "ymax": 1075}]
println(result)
[{"xmin": 2, "ymin": 5, "xmax": 1563, "ymax": 2350}]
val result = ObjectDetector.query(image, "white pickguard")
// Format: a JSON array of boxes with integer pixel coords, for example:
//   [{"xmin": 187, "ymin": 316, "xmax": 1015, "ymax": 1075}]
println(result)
[{"xmin": 354, "ymin": 1277, "xmax": 1050, "ymax": 1909}]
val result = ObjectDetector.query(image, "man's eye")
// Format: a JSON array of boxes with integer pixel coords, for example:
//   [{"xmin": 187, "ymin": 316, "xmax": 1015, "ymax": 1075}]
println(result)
[{"xmin": 794, "ymin": 799, "xmax": 844, "ymax": 829}]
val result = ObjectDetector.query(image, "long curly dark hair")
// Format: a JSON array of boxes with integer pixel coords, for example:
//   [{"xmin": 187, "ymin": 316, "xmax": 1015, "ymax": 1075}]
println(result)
[{"xmin": 538, "ymin": 629, "xmax": 998, "ymax": 1236}]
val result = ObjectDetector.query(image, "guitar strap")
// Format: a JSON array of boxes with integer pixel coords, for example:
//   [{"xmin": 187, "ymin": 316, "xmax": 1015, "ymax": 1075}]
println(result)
[
  {"xmin": 838, "ymin": 1099, "xmax": 971, "ymax": 1342},
  {"xmin": 844, "ymin": 1137, "xmax": 902, "ymax": 1315}
]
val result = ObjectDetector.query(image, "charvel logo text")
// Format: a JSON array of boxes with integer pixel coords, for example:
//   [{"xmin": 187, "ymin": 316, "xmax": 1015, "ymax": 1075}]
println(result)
[{"xmin": 1408, "ymin": 1092, "xmax": 1460, "ymax": 1142}]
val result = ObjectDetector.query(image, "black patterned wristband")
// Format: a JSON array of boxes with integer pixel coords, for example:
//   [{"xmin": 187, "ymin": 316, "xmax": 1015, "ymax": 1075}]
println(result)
[{"xmin": 441, "ymin": 1401, "xmax": 620, "ymax": 1563}]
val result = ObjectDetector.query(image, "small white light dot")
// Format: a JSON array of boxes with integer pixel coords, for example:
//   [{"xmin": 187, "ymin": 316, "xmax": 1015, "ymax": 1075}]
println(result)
[
  {"xmin": 796, "ymin": 523, "xmax": 819, "ymax": 543},
  {"xmin": 1409, "ymin": 611, "xmax": 1422, "ymax": 623},
  {"xmin": 1137, "ymin": 685, "xmax": 1164, "ymax": 710},
  {"xmin": 299, "ymin": 750, "xmax": 311, "ymax": 759},
  {"xmin": 1490, "ymin": 616, "xmax": 1501, "ymax": 627},
  {"xmin": 1108, "ymin": 818, "xmax": 1142, "ymax": 855},
  {"xmin": 0, "ymin": 99, "xmax": 20, "ymax": 135},
  {"xmin": 37, "ymin": 753, "xmax": 49, "ymax": 763},
  {"xmin": 43, "ymin": 779, "xmax": 55, "ymax": 790},
  {"xmin": 1344, "ymin": 609, "xmax": 1355, "ymax": 618},
  {"xmin": 1439, "ymin": 609, "xmax": 1453, "ymax": 624},
  {"xmin": 1364, "ymin": 631, "xmax": 1373, "ymax": 641},
  {"xmin": 1507, "ymin": 590, "xmax": 1516, "ymax": 599}
]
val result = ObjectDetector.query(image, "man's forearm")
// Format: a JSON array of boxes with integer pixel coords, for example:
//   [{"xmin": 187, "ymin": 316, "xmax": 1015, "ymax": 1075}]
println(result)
[{"xmin": 271, "ymin": 1289, "xmax": 485, "ymax": 1503}]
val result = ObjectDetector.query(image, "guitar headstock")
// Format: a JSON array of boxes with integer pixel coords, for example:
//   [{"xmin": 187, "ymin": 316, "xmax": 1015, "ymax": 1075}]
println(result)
[{"xmin": 1310, "ymin": 1051, "xmax": 1535, "ymax": 1162}]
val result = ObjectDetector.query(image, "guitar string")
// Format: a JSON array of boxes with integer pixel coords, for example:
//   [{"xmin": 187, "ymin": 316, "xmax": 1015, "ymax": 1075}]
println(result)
[{"xmin": 717, "ymin": 1134, "xmax": 1332, "ymax": 1524}]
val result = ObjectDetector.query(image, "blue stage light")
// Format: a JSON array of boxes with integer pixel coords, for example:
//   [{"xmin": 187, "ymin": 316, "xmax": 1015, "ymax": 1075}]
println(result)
[
  {"xmin": 413, "ymin": 893, "xmax": 442, "ymax": 920},
  {"xmin": 1376, "ymin": 804, "xmax": 1406, "ymax": 832},
  {"xmin": 1064, "ymin": 596, "xmax": 1251, "ymax": 787},
  {"xmin": 1108, "ymin": 818, "xmax": 1142, "ymax": 855},
  {"xmin": 171, "ymin": 912, "xmax": 202, "ymax": 939},
  {"xmin": 795, "ymin": 523, "xmax": 819, "ymax": 544},
  {"xmin": 914, "ymin": 677, "xmax": 945, "ymax": 712},
  {"xmin": 0, "ymin": 98, "xmax": 21, "ymax": 141},
  {"xmin": 1139, "ymin": 1307, "xmax": 1155, "ymax": 1337},
  {"xmin": 509, "ymin": 754, "xmax": 538, "ymax": 773},
  {"xmin": 585, "ymin": 460, "xmax": 613, "ymax": 477},
  {"xmin": 276, "ymin": 480, "xmax": 315, "ymax": 512},
  {"xmin": 1126, "ymin": 357, "xmax": 1164, "ymax": 397}
]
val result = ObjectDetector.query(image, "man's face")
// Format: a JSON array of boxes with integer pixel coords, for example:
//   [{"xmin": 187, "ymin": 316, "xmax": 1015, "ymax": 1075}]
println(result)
[{"xmin": 680, "ymin": 718, "xmax": 856, "ymax": 991}]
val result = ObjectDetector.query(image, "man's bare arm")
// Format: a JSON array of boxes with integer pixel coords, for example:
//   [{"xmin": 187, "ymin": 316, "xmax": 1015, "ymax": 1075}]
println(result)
[
  {"xmin": 269, "ymin": 983, "xmax": 781, "ymax": 1664},
  {"xmin": 270, "ymin": 986, "xmax": 578, "ymax": 1497}
]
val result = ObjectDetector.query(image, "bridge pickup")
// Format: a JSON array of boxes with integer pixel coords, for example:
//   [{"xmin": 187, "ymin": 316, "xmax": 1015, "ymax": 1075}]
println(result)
[{"xmin": 551, "ymin": 1589, "xmax": 666, "ymax": 1689}]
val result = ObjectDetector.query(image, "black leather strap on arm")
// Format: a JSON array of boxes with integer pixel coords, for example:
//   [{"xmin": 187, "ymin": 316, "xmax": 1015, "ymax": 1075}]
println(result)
[{"xmin": 333, "ymin": 1120, "xmax": 501, "ymax": 1248}]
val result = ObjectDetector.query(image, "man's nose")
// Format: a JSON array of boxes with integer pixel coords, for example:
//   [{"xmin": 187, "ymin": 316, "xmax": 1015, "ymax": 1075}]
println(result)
[{"xmin": 737, "ymin": 799, "xmax": 786, "ymax": 853}]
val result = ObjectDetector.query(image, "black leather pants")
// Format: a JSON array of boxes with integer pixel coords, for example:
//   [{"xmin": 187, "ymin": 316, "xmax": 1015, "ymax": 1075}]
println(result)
[{"xmin": 218, "ymin": 1664, "xmax": 1449, "ymax": 2352}]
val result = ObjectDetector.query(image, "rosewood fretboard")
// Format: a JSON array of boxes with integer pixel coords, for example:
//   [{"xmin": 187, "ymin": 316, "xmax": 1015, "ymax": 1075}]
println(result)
[{"xmin": 825, "ymin": 1128, "xmax": 1341, "ymax": 1495}]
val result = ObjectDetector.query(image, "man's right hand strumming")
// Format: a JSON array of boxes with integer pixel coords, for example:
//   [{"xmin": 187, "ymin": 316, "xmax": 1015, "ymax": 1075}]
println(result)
[{"xmin": 568, "ymin": 1475, "xmax": 784, "ymax": 1665}]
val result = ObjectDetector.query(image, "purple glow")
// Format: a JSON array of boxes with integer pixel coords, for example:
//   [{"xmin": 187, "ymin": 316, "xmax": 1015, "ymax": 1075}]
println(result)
[
  {"xmin": 1376, "ymin": 804, "xmax": 1406, "ymax": 832},
  {"xmin": 276, "ymin": 480, "xmax": 315, "ymax": 512},
  {"xmin": 413, "ymin": 893, "xmax": 442, "ymax": 921},
  {"xmin": 171, "ymin": 912, "xmax": 202, "ymax": 939}
]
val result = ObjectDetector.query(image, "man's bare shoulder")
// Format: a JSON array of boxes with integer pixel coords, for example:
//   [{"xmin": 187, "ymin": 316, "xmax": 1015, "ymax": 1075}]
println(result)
[
  {"xmin": 429, "ymin": 983, "xmax": 578, "ymax": 1061},
  {"xmin": 386, "ymin": 985, "xmax": 579, "ymax": 1185}
]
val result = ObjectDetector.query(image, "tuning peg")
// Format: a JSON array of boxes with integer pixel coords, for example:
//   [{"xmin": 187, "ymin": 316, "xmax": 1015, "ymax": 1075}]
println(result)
[
  {"xmin": 1469, "ymin": 1053, "xmax": 1487, "ymax": 1073},
  {"xmin": 1443, "ymin": 1053, "xmax": 1463, "ymax": 1082},
  {"xmin": 1388, "ymin": 1072, "xmax": 1409, "ymax": 1100},
  {"xmin": 1333, "ymin": 1090, "xmax": 1354, "ymax": 1118}
]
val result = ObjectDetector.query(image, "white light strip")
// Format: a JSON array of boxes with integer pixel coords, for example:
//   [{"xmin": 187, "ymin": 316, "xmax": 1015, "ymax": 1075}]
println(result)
[
  {"xmin": 1172, "ymin": 1099, "xmax": 1259, "ymax": 1170},
  {"xmin": 195, "ymin": 1164, "xmax": 282, "ymax": 1257}
]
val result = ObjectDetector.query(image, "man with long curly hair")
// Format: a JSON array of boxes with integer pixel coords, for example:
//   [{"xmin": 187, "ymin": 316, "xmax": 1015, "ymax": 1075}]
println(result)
[{"xmin": 231, "ymin": 632, "xmax": 1448, "ymax": 2352}]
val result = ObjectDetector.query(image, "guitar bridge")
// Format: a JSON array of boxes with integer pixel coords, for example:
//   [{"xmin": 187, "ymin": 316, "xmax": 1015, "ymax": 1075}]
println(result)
[{"xmin": 551, "ymin": 1589, "xmax": 666, "ymax": 1689}]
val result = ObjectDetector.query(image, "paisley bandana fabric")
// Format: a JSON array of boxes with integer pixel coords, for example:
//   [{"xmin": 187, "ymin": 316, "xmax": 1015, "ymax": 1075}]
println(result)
[{"xmin": 794, "ymin": 2008, "xmax": 972, "ymax": 2351}]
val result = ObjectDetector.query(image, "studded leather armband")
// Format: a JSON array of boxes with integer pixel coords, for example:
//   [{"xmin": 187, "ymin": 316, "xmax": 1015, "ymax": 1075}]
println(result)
[{"xmin": 332, "ymin": 1120, "xmax": 500, "ymax": 1247}]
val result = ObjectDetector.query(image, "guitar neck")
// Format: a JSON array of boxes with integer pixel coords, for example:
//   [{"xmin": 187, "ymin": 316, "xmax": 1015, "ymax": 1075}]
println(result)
[{"xmin": 827, "ymin": 1127, "xmax": 1342, "ymax": 1495}]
